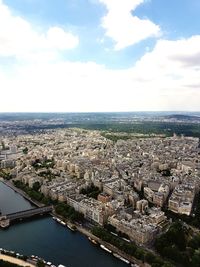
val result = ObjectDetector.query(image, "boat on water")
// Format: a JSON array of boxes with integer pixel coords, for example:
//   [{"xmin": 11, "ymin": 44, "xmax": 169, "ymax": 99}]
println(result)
[
  {"xmin": 53, "ymin": 217, "xmax": 61, "ymax": 223},
  {"xmin": 67, "ymin": 224, "xmax": 76, "ymax": 231},
  {"xmin": 53, "ymin": 217, "xmax": 76, "ymax": 230},
  {"xmin": 53, "ymin": 217, "xmax": 66, "ymax": 226},
  {"xmin": 60, "ymin": 221, "xmax": 66, "ymax": 226},
  {"xmin": 88, "ymin": 236, "xmax": 98, "ymax": 245},
  {"xmin": 113, "ymin": 253, "xmax": 130, "ymax": 264},
  {"xmin": 100, "ymin": 244, "xmax": 112, "ymax": 253}
]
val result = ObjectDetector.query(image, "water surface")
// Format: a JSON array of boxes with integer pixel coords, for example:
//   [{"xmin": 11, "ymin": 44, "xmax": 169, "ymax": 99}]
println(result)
[{"xmin": 0, "ymin": 182, "xmax": 127, "ymax": 267}]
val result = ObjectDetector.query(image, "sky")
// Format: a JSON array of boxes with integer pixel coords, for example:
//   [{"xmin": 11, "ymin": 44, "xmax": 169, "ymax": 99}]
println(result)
[{"xmin": 0, "ymin": 0, "xmax": 200, "ymax": 112}]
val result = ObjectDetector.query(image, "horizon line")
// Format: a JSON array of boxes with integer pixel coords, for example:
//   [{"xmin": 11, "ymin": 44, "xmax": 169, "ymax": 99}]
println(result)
[{"xmin": 0, "ymin": 111, "xmax": 200, "ymax": 114}]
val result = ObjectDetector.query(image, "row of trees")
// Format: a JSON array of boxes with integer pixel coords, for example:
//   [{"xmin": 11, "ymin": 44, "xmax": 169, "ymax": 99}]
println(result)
[
  {"xmin": 55, "ymin": 202, "xmax": 84, "ymax": 223},
  {"xmin": 13, "ymin": 180, "xmax": 52, "ymax": 205},
  {"xmin": 13, "ymin": 181, "xmax": 83, "ymax": 222},
  {"xmin": 155, "ymin": 221, "xmax": 200, "ymax": 267}
]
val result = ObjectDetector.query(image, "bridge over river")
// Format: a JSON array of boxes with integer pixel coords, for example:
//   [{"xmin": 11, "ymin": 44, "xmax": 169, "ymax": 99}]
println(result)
[{"xmin": 0, "ymin": 206, "xmax": 53, "ymax": 228}]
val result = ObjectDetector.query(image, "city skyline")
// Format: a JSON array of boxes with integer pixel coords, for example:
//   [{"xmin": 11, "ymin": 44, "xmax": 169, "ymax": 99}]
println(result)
[{"xmin": 0, "ymin": 0, "xmax": 200, "ymax": 112}]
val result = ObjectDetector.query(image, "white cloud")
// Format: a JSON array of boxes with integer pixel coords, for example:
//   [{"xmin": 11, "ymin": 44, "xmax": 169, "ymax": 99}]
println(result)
[
  {"xmin": 0, "ymin": 0, "xmax": 79, "ymax": 59},
  {"xmin": 133, "ymin": 35, "xmax": 200, "ymax": 79},
  {"xmin": 0, "ymin": 0, "xmax": 199, "ymax": 112},
  {"xmin": 1, "ymin": 34, "xmax": 200, "ymax": 112},
  {"xmin": 46, "ymin": 27, "xmax": 79, "ymax": 50},
  {"xmin": 129, "ymin": 35, "xmax": 200, "ymax": 110},
  {"xmin": 99, "ymin": 0, "xmax": 160, "ymax": 50}
]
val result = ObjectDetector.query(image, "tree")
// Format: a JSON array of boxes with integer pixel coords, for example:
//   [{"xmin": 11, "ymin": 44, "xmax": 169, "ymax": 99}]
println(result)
[
  {"xmin": 32, "ymin": 181, "xmax": 41, "ymax": 191},
  {"xmin": 145, "ymin": 252, "xmax": 156, "ymax": 264},
  {"xmin": 37, "ymin": 260, "xmax": 45, "ymax": 267},
  {"xmin": 22, "ymin": 147, "xmax": 28, "ymax": 154},
  {"xmin": 162, "ymin": 263, "xmax": 174, "ymax": 267},
  {"xmin": 191, "ymin": 250, "xmax": 200, "ymax": 267}
]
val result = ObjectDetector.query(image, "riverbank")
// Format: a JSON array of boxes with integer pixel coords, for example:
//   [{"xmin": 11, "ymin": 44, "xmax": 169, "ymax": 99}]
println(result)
[
  {"xmin": 0, "ymin": 254, "xmax": 35, "ymax": 267},
  {"xmin": 2, "ymin": 180, "xmax": 43, "ymax": 208},
  {"xmin": 1, "ymin": 179, "xmax": 148, "ymax": 267},
  {"xmin": 51, "ymin": 213, "xmax": 145, "ymax": 266},
  {"xmin": 76, "ymin": 225, "xmax": 148, "ymax": 267},
  {"xmin": 0, "ymin": 181, "xmax": 129, "ymax": 267}
]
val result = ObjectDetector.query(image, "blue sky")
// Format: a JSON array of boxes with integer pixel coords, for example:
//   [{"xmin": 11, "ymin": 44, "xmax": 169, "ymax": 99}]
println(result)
[{"xmin": 0, "ymin": 0, "xmax": 200, "ymax": 112}]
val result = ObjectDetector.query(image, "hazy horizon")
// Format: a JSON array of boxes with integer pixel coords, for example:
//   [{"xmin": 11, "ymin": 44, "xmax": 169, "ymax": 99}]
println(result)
[{"xmin": 1, "ymin": 111, "xmax": 200, "ymax": 114}]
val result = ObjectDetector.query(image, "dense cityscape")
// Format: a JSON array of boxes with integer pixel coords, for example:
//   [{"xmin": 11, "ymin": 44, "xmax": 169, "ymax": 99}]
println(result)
[{"xmin": 1, "ymin": 113, "xmax": 200, "ymax": 267}]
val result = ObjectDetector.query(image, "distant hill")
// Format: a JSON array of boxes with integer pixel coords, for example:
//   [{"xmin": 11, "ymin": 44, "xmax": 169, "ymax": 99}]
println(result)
[{"xmin": 165, "ymin": 114, "xmax": 200, "ymax": 121}]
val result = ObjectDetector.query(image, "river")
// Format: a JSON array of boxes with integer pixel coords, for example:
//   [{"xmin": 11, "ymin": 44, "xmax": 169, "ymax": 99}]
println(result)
[{"xmin": 0, "ymin": 182, "xmax": 128, "ymax": 267}]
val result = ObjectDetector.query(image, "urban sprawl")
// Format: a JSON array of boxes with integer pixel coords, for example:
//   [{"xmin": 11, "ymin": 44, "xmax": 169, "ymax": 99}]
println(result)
[{"xmin": 1, "ymin": 128, "xmax": 200, "ymax": 246}]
